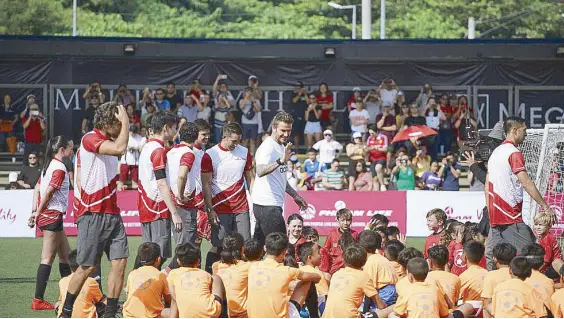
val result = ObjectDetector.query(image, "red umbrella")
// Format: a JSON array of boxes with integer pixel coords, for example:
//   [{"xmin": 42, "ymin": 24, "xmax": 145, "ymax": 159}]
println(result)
[{"xmin": 392, "ymin": 125, "xmax": 438, "ymax": 143}]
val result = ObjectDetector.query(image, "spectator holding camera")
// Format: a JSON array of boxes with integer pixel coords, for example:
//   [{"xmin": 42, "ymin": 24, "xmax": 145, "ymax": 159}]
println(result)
[
  {"xmin": 239, "ymin": 87, "xmax": 262, "ymax": 154},
  {"xmin": 118, "ymin": 125, "xmax": 146, "ymax": 191},
  {"xmin": 177, "ymin": 94, "xmax": 199, "ymax": 122},
  {"xmin": 126, "ymin": 104, "xmax": 141, "ymax": 130},
  {"xmin": 114, "ymin": 82, "xmax": 135, "ymax": 107},
  {"xmin": 0, "ymin": 93, "xmax": 18, "ymax": 153},
  {"xmin": 247, "ymin": 75, "xmax": 263, "ymax": 100},
  {"xmin": 165, "ymin": 82, "xmax": 183, "ymax": 111},
  {"xmin": 424, "ymin": 97, "xmax": 445, "ymax": 160},
  {"xmin": 22, "ymin": 104, "xmax": 45, "ymax": 163},
  {"xmin": 375, "ymin": 104, "xmax": 397, "ymax": 142},
  {"xmin": 316, "ymin": 83, "xmax": 334, "ymax": 130},
  {"xmin": 197, "ymin": 93, "xmax": 212, "ymax": 122},
  {"xmin": 289, "ymin": 81, "xmax": 309, "ymax": 149},
  {"xmin": 391, "ymin": 154, "xmax": 416, "ymax": 190},
  {"xmin": 454, "ymin": 102, "xmax": 478, "ymax": 150},
  {"xmin": 367, "ymin": 126, "xmax": 389, "ymax": 191},
  {"xmin": 378, "ymin": 79, "xmax": 399, "ymax": 106},
  {"xmin": 412, "ymin": 146, "xmax": 432, "ymax": 178},
  {"xmin": 139, "ymin": 87, "xmax": 156, "ymax": 115},
  {"xmin": 154, "ymin": 88, "xmax": 171, "ymax": 111},
  {"xmin": 439, "ymin": 151, "xmax": 462, "ymax": 191},
  {"xmin": 188, "ymin": 79, "xmax": 206, "ymax": 101},
  {"xmin": 304, "ymin": 93, "xmax": 322, "ymax": 150},
  {"xmin": 212, "ymin": 74, "xmax": 235, "ymax": 107},
  {"xmin": 416, "ymin": 84, "xmax": 433, "ymax": 111},
  {"xmin": 363, "ymin": 89, "xmax": 382, "ymax": 124},
  {"xmin": 437, "ymin": 93, "xmax": 455, "ymax": 154},
  {"xmin": 82, "ymin": 81, "xmax": 106, "ymax": 106},
  {"xmin": 81, "ymin": 93, "xmax": 101, "ymax": 135},
  {"xmin": 212, "ymin": 91, "xmax": 233, "ymax": 143}
]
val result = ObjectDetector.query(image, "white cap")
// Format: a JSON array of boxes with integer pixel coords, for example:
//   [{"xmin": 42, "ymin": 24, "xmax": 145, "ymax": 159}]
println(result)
[
  {"xmin": 8, "ymin": 172, "xmax": 18, "ymax": 183},
  {"xmin": 248, "ymin": 75, "xmax": 258, "ymax": 80},
  {"xmin": 353, "ymin": 131, "xmax": 362, "ymax": 139},
  {"xmin": 353, "ymin": 87, "xmax": 361, "ymax": 92},
  {"xmin": 323, "ymin": 129, "xmax": 333, "ymax": 136}
]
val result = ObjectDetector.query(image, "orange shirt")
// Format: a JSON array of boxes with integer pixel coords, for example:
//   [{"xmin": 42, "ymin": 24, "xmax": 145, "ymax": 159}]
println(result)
[
  {"xmin": 491, "ymin": 278, "xmax": 547, "ymax": 318},
  {"xmin": 525, "ymin": 269, "xmax": 555, "ymax": 310},
  {"xmin": 481, "ymin": 266, "xmax": 511, "ymax": 299},
  {"xmin": 393, "ymin": 281, "xmax": 450, "ymax": 318},
  {"xmin": 57, "ymin": 274, "xmax": 103, "ymax": 318},
  {"xmin": 167, "ymin": 267, "xmax": 222, "ymax": 318},
  {"xmin": 550, "ymin": 288, "xmax": 564, "ymax": 318},
  {"xmin": 123, "ymin": 266, "xmax": 170, "ymax": 318},
  {"xmin": 459, "ymin": 264, "xmax": 487, "ymax": 302},
  {"xmin": 363, "ymin": 252, "xmax": 398, "ymax": 289},
  {"xmin": 212, "ymin": 261, "xmax": 251, "ymax": 318},
  {"xmin": 322, "ymin": 267, "xmax": 378, "ymax": 318},
  {"xmin": 391, "ymin": 261, "xmax": 406, "ymax": 279},
  {"xmin": 301, "ymin": 264, "xmax": 329, "ymax": 296},
  {"xmin": 426, "ymin": 270, "xmax": 461, "ymax": 308},
  {"xmin": 396, "ymin": 276, "xmax": 410, "ymax": 296},
  {"xmin": 247, "ymin": 257, "xmax": 301, "ymax": 318}
]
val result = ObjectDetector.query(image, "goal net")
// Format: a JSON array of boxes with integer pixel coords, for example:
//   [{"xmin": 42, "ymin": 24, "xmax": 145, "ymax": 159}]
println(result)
[{"xmin": 521, "ymin": 124, "xmax": 564, "ymax": 244}]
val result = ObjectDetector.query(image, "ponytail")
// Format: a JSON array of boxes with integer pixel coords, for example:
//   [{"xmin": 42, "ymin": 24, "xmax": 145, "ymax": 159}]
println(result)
[
  {"xmin": 42, "ymin": 135, "xmax": 71, "ymax": 177},
  {"xmin": 220, "ymin": 232, "xmax": 244, "ymax": 264}
]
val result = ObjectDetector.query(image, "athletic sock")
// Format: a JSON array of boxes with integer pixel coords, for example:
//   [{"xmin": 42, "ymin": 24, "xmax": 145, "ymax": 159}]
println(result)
[
  {"xmin": 103, "ymin": 297, "xmax": 119, "ymax": 317},
  {"xmin": 34, "ymin": 264, "xmax": 52, "ymax": 300},
  {"xmin": 205, "ymin": 251, "xmax": 220, "ymax": 274},
  {"xmin": 61, "ymin": 291, "xmax": 78, "ymax": 317},
  {"xmin": 59, "ymin": 263, "xmax": 72, "ymax": 278}
]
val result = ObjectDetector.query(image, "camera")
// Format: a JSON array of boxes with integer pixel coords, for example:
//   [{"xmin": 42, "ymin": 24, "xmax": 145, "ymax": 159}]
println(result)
[
  {"xmin": 463, "ymin": 128, "xmax": 502, "ymax": 161},
  {"xmin": 31, "ymin": 110, "xmax": 40, "ymax": 117}
]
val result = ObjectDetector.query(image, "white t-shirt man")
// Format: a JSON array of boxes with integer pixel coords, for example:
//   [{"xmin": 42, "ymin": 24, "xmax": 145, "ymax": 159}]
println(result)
[
  {"xmin": 380, "ymin": 89, "xmax": 398, "ymax": 106},
  {"xmin": 252, "ymin": 136, "xmax": 288, "ymax": 207},
  {"xmin": 313, "ymin": 138, "xmax": 343, "ymax": 165},
  {"xmin": 349, "ymin": 109, "xmax": 370, "ymax": 133}
]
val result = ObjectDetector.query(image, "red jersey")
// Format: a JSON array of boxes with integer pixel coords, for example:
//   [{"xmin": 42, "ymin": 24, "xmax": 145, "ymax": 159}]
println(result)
[
  {"xmin": 321, "ymin": 228, "xmax": 358, "ymax": 274},
  {"xmin": 74, "ymin": 129, "xmax": 120, "ymax": 218},
  {"xmin": 316, "ymin": 94, "xmax": 334, "ymax": 120},
  {"xmin": 448, "ymin": 241, "xmax": 466, "ymax": 276},
  {"xmin": 424, "ymin": 230, "xmax": 444, "ymax": 258},
  {"xmin": 367, "ymin": 133, "xmax": 388, "ymax": 162},
  {"xmin": 292, "ymin": 236, "xmax": 307, "ymax": 261},
  {"xmin": 22, "ymin": 117, "xmax": 43, "ymax": 143},
  {"xmin": 538, "ymin": 233, "xmax": 563, "ymax": 272}
]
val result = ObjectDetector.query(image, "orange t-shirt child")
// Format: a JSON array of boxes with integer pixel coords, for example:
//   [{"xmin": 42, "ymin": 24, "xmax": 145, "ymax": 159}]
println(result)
[
  {"xmin": 426, "ymin": 270, "xmax": 461, "ymax": 309},
  {"xmin": 459, "ymin": 264, "xmax": 487, "ymax": 302},
  {"xmin": 123, "ymin": 265, "xmax": 170, "ymax": 318},
  {"xmin": 322, "ymin": 267, "xmax": 379, "ymax": 318},
  {"xmin": 212, "ymin": 261, "xmax": 251, "ymax": 318},
  {"xmin": 167, "ymin": 267, "xmax": 222, "ymax": 318},
  {"xmin": 393, "ymin": 281, "xmax": 450, "ymax": 318},
  {"xmin": 491, "ymin": 278, "xmax": 547, "ymax": 318},
  {"xmin": 57, "ymin": 274, "xmax": 103, "ymax": 318}
]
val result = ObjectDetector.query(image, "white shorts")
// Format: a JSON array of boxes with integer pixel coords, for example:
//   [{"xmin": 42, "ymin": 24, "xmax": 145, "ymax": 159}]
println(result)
[{"xmin": 304, "ymin": 121, "xmax": 322, "ymax": 135}]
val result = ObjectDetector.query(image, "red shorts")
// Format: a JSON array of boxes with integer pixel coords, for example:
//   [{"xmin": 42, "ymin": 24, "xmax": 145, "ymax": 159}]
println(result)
[
  {"xmin": 37, "ymin": 210, "xmax": 64, "ymax": 232},
  {"xmin": 196, "ymin": 209, "xmax": 211, "ymax": 240},
  {"xmin": 119, "ymin": 164, "xmax": 139, "ymax": 183}
]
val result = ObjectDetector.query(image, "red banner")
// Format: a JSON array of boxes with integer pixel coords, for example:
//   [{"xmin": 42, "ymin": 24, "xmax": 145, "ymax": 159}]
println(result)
[
  {"xmin": 36, "ymin": 190, "xmax": 142, "ymax": 237},
  {"xmin": 284, "ymin": 191, "xmax": 407, "ymax": 236}
]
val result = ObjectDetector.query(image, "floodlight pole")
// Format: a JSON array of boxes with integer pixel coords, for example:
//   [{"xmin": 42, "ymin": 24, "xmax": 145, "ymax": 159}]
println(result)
[{"xmin": 73, "ymin": 0, "xmax": 77, "ymax": 36}]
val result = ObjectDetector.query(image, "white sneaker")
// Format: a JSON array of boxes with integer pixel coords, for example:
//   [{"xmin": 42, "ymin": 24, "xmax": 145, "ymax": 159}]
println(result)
[{"xmin": 380, "ymin": 185, "xmax": 387, "ymax": 191}]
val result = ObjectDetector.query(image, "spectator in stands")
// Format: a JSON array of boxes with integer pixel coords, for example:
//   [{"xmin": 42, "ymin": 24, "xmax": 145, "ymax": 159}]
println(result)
[
  {"xmin": 22, "ymin": 104, "xmax": 45, "ymax": 163},
  {"xmin": 81, "ymin": 93, "xmax": 101, "ymax": 135},
  {"xmin": 141, "ymin": 101, "xmax": 156, "ymax": 129},
  {"xmin": 440, "ymin": 151, "xmax": 461, "ymax": 191},
  {"xmin": 17, "ymin": 151, "xmax": 41, "ymax": 189},
  {"xmin": 154, "ymin": 88, "xmax": 171, "ymax": 111},
  {"xmin": 239, "ymin": 87, "xmax": 262, "ymax": 154},
  {"xmin": 415, "ymin": 84, "xmax": 433, "ymax": 111},
  {"xmin": 0, "ymin": 93, "xmax": 18, "ymax": 153},
  {"xmin": 287, "ymin": 160, "xmax": 302, "ymax": 191},
  {"xmin": 139, "ymin": 87, "xmax": 156, "ymax": 116},
  {"xmin": 378, "ymin": 79, "xmax": 399, "ymax": 106},
  {"xmin": 118, "ymin": 125, "xmax": 146, "ymax": 191},
  {"xmin": 302, "ymin": 148, "xmax": 325, "ymax": 191},
  {"xmin": 347, "ymin": 87, "xmax": 362, "ymax": 112},
  {"xmin": 304, "ymin": 93, "xmax": 322, "ymax": 150},
  {"xmin": 165, "ymin": 82, "xmax": 183, "ymax": 111},
  {"xmin": 316, "ymin": 83, "xmax": 334, "ymax": 130},
  {"xmin": 126, "ymin": 104, "xmax": 141, "ymax": 130},
  {"xmin": 393, "ymin": 90, "xmax": 406, "ymax": 114},
  {"xmin": 6, "ymin": 172, "xmax": 18, "ymax": 190},
  {"xmin": 392, "ymin": 154, "xmax": 416, "ymax": 190},
  {"xmin": 423, "ymin": 97, "xmax": 444, "ymax": 160},
  {"xmin": 212, "ymin": 74, "xmax": 235, "ymax": 107},
  {"xmin": 412, "ymin": 146, "xmax": 431, "ymax": 178},
  {"xmin": 212, "ymin": 93, "xmax": 232, "ymax": 143},
  {"xmin": 352, "ymin": 161, "xmax": 373, "ymax": 191},
  {"xmin": 395, "ymin": 104, "xmax": 410, "ymax": 133},
  {"xmin": 188, "ymin": 79, "xmax": 206, "ymax": 101},
  {"xmin": 82, "ymin": 81, "xmax": 105, "ymax": 106},
  {"xmin": 197, "ymin": 93, "xmax": 212, "ymax": 122},
  {"xmin": 322, "ymin": 159, "xmax": 347, "ymax": 191},
  {"xmin": 454, "ymin": 106, "xmax": 478, "ymax": 150},
  {"xmin": 114, "ymin": 82, "xmax": 135, "ymax": 107},
  {"xmin": 403, "ymin": 103, "xmax": 427, "ymax": 129},
  {"xmin": 455, "ymin": 95, "xmax": 473, "ymax": 116},
  {"xmin": 346, "ymin": 131, "xmax": 367, "ymax": 190},
  {"xmin": 367, "ymin": 126, "xmax": 389, "ymax": 191},
  {"xmin": 375, "ymin": 103, "xmax": 397, "ymax": 142},
  {"xmin": 467, "ymin": 163, "xmax": 485, "ymax": 192},
  {"xmin": 177, "ymin": 94, "xmax": 199, "ymax": 122},
  {"xmin": 349, "ymin": 101, "xmax": 369, "ymax": 140},
  {"xmin": 437, "ymin": 93, "xmax": 455, "ymax": 155},
  {"xmin": 363, "ymin": 89, "xmax": 381, "ymax": 124},
  {"xmin": 247, "ymin": 75, "xmax": 263, "ymax": 100},
  {"xmin": 313, "ymin": 129, "xmax": 342, "ymax": 168},
  {"xmin": 419, "ymin": 162, "xmax": 441, "ymax": 191},
  {"xmin": 289, "ymin": 81, "xmax": 309, "ymax": 151}
]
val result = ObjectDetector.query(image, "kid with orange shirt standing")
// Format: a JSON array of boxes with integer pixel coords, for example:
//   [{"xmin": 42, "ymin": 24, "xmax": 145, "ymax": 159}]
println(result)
[{"xmin": 123, "ymin": 242, "xmax": 171, "ymax": 318}]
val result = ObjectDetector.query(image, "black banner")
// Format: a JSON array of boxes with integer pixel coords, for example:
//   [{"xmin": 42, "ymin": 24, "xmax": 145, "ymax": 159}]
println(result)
[
  {"xmin": 516, "ymin": 89, "xmax": 564, "ymax": 128},
  {"xmin": 475, "ymin": 89, "xmax": 512, "ymax": 129}
]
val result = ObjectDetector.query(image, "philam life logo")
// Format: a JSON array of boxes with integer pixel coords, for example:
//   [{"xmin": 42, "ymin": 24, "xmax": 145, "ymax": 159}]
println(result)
[{"xmin": 300, "ymin": 203, "xmax": 316, "ymax": 220}]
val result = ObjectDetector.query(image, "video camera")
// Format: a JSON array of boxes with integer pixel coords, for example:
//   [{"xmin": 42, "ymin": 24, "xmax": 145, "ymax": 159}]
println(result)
[{"xmin": 462, "ymin": 124, "xmax": 503, "ymax": 161}]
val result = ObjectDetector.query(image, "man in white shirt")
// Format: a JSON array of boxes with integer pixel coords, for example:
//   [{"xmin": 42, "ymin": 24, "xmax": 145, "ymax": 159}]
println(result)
[
  {"xmin": 379, "ymin": 79, "xmax": 399, "ymax": 106},
  {"xmin": 313, "ymin": 130, "xmax": 343, "ymax": 168},
  {"xmin": 252, "ymin": 111, "xmax": 308, "ymax": 246}
]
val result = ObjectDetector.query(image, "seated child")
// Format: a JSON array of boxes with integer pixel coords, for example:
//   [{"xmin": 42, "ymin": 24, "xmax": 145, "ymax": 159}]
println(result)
[
  {"xmin": 167, "ymin": 243, "xmax": 226, "ymax": 318},
  {"xmin": 481, "ymin": 243, "xmax": 517, "ymax": 317},
  {"xmin": 424, "ymin": 209, "xmax": 447, "ymax": 258},
  {"xmin": 490, "ymin": 257, "xmax": 547, "ymax": 318},
  {"xmin": 323, "ymin": 245, "xmax": 389, "ymax": 318},
  {"xmin": 358, "ymin": 230, "xmax": 399, "ymax": 307},
  {"xmin": 385, "ymin": 240, "xmax": 406, "ymax": 279},
  {"xmin": 56, "ymin": 250, "xmax": 105, "ymax": 318},
  {"xmin": 521, "ymin": 243, "xmax": 556, "ymax": 313},
  {"xmin": 247, "ymin": 232, "xmax": 321, "ymax": 318},
  {"xmin": 322, "ymin": 209, "xmax": 358, "ymax": 274},
  {"xmin": 459, "ymin": 241, "xmax": 487, "ymax": 303},
  {"xmin": 123, "ymin": 242, "xmax": 171, "ymax": 318},
  {"xmin": 427, "ymin": 245, "xmax": 462, "ymax": 309},
  {"xmin": 302, "ymin": 226, "xmax": 330, "ymax": 272},
  {"xmin": 298, "ymin": 242, "xmax": 330, "ymax": 316},
  {"xmin": 395, "ymin": 248, "xmax": 425, "ymax": 296},
  {"xmin": 212, "ymin": 232, "xmax": 251, "ymax": 318},
  {"xmin": 302, "ymin": 148, "xmax": 325, "ymax": 190},
  {"xmin": 533, "ymin": 212, "xmax": 563, "ymax": 280}
]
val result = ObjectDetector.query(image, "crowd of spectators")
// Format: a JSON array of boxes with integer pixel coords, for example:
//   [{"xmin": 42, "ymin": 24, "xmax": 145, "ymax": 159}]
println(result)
[{"xmin": 2, "ymin": 76, "xmax": 479, "ymax": 191}]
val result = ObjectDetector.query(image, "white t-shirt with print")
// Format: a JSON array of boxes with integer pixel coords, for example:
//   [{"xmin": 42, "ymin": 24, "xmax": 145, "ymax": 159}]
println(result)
[
  {"xmin": 252, "ymin": 136, "xmax": 288, "ymax": 207},
  {"xmin": 349, "ymin": 109, "xmax": 370, "ymax": 133}
]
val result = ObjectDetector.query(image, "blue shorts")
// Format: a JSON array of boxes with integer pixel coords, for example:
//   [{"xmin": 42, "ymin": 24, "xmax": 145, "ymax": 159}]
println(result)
[{"xmin": 378, "ymin": 284, "xmax": 397, "ymax": 306}]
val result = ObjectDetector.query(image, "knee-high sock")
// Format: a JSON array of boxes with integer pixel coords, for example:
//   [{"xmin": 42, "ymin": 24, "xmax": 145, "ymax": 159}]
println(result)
[
  {"xmin": 59, "ymin": 263, "xmax": 72, "ymax": 278},
  {"xmin": 34, "ymin": 264, "xmax": 52, "ymax": 300}
]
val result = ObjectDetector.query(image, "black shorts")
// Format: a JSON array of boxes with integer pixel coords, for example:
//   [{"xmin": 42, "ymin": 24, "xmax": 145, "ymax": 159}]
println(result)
[
  {"xmin": 370, "ymin": 160, "xmax": 387, "ymax": 176},
  {"xmin": 451, "ymin": 310, "xmax": 464, "ymax": 318},
  {"xmin": 291, "ymin": 118, "xmax": 306, "ymax": 139},
  {"xmin": 39, "ymin": 217, "xmax": 64, "ymax": 232}
]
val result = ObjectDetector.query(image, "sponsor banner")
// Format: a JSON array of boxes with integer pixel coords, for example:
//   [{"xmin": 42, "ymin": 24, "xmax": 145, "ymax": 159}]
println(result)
[
  {"xmin": 475, "ymin": 89, "xmax": 511, "ymax": 129},
  {"xmin": 0, "ymin": 190, "xmax": 37, "ymax": 238},
  {"xmin": 284, "ymin": 191, "xmax": 407, "ymax": 236},
  {"xmin": 516, "ymin": 89, "xmax": 564, "ymax": 129},
  {"xmin": 406, "ymin": 191, "xmax": 486, "ymax": 237},
  {"xmin": 36, "ymin": 190, "xmax": 142, "ymax": 237}
]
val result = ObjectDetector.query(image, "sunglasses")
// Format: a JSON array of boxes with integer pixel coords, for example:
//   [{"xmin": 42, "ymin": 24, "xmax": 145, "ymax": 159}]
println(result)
[
  {"xmin": 401, "ymin": 160, "xmax": 408, "ymax": 163},
  {"xmin": 29, "ymin": 157, "xmax": 37, "ymax": 160},
  {"xmin": 324, "ymin": 134, "xmax": 332, "ymax": 137}
]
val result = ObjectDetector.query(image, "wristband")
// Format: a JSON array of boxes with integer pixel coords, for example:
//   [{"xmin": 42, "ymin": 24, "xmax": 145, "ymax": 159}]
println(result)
[{"xmin": 276, "ymin": 158, "xmax": 283, "ymax": 166}]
